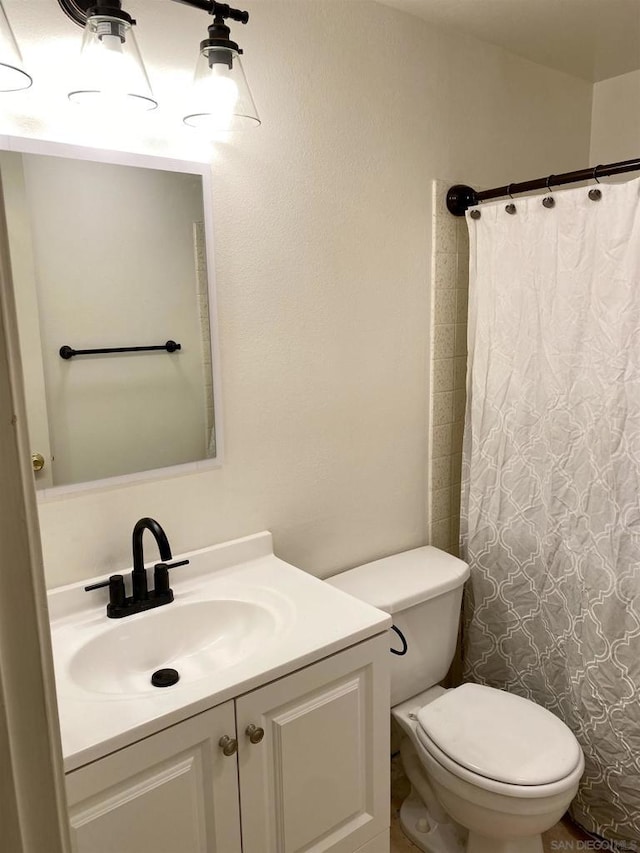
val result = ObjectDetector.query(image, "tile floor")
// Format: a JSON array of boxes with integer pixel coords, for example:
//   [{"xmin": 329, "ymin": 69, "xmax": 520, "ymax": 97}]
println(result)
[{"xmin": 389, "ymin": 755, "xmax": 592, "ymax": 852}]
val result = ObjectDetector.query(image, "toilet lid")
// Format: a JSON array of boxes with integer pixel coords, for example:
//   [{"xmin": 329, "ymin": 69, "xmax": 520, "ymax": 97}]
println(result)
[{"xmin": 416, "ymin": 683, "xmax": 581, "ymax": 786}]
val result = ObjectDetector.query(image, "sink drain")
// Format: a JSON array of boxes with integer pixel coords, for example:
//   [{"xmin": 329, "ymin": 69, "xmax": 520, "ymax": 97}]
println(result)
[{"xmin": 151, "ymin": 668, "xmax": 180, "ymax": 688}]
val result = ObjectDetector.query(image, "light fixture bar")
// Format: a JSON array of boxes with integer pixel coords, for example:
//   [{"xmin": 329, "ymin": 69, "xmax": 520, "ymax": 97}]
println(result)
[
  {"xmin": 171, "ymin": 0, "xmax": 218, "ymax": 13},
  {"xmin": 171, "ymin": 1, "xmax": 249, "ymax": 24},
  {"xmin": 59, "ymin": 0, "xmax": 250, "ymax": 26},
  {"xmin": 57, "ymin": 0, "xmax": 110, "ymax": 27}
]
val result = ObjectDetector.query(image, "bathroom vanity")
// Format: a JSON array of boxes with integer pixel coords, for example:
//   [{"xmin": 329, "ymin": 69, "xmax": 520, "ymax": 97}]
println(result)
[{"xmin": 49, "ymin": 532, "xmax": 391, "ymax": 853}]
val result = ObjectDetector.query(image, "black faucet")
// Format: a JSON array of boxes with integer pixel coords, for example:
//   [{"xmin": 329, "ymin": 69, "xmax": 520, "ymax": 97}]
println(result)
[
  {"xmin": 131, "ymin": 517, "xmax": 172, "ymax": 602},
  {"xmin": 84, "ymin": 517, "xmax": 189, "ymax": 618}
]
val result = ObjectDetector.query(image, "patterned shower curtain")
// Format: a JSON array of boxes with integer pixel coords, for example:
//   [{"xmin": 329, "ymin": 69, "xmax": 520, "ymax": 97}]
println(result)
[{"xmin": 461, "ymin": 178, "xmax": 640, "ymax": 845}]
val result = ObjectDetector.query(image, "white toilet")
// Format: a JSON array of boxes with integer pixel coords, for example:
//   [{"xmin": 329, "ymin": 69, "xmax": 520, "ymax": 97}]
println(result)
[{"xmin": 327, "ymin": 546, "xmax": 584, "ymax": 853}]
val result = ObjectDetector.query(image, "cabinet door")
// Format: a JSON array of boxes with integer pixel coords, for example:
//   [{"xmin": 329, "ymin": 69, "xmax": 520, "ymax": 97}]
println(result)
[
  {"xmin": 237, "ymin": 635, "xmax": 390, "ymax": 853},
  {"xmin": 65, "ymin": 702, "xmax": 241, "ymax": 853}
]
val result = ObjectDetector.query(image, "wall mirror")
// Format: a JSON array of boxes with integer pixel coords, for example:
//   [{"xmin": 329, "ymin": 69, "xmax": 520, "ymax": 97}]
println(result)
[{"xmin": 0, "ymin": 138, "xmax": 222, "ymax": 495}]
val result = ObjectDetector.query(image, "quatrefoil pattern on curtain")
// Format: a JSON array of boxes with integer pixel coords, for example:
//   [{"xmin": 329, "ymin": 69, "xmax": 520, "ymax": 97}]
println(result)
[{"xmin": 461, "ymin": 178, "xmax": 640, "ymax": 846}]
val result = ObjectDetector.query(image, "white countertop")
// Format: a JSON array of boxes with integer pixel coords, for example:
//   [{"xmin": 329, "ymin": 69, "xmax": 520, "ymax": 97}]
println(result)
[{"xmin": 48, "ymin": 531, "xmax": 391, "ymax": 772}]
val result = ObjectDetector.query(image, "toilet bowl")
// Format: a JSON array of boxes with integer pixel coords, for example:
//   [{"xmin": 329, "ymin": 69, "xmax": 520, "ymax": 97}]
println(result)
[
  {"xmin": 327, "ymin": 547, "xmax": 584, "ymax": 853},
  {"xmin": 398, "ymin": 684, "xmax": 584, "ymax": 853}
]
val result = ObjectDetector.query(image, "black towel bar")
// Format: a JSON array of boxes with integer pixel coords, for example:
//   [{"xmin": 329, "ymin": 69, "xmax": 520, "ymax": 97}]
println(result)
[{"xmin": 59, "ymin": 340, "xmax": 181, "ymax": 360}]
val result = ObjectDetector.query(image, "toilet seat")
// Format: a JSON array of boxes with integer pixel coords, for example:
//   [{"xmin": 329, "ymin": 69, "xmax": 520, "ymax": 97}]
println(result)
[{"xmin": 415, "ymin": 683, "xmax": 583, "ymax": 796}]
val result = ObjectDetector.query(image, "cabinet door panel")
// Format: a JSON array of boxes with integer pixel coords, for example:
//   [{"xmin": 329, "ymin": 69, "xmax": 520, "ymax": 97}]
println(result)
[
  {"xmin": 66, "ymin": 702, "xmax": 241, "ymax": 853},
  {"xmin": 278, "ymin": 680, "xmax": 364, "ymax": 847},
  {"xmin": 237, "ymin": 635, "xmax": 389, "ymax": 853}
]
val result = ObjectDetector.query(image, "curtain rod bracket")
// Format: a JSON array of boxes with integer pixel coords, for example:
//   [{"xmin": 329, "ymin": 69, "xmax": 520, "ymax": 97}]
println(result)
[{"xmin": 446, "ymin": 184, "xmax": 479, "ymax": 217}]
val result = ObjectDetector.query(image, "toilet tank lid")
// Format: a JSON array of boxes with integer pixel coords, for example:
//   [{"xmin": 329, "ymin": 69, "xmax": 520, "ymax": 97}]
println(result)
[{"xmin": 326, "ymin": 546, "xmax": 469, "ymax": 614}]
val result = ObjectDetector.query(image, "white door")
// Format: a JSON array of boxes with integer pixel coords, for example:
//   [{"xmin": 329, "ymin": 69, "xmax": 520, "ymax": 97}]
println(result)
[
  {"xmin": 237, "ymin": 636, "xmax": 390, "ymax": 853},
  {"xmin": 66, "ymin": 703, "xmax": 241, "ymax": 853},
  {"xmin": 0, "ymin": 162, "xmax": 69, "ymax": 852},
  {"xmin": 0, "ymin": 151, "xmax": 53, "ymax": 487}
]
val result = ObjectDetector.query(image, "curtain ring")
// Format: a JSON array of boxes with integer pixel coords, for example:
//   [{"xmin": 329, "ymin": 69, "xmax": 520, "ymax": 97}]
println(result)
[
  {"xmin": 589, "ymin": 166, "xmax": 603, "ymax": 201},
  {"xmin": 542, "ymin": 174, "xmax": 556, "ymax": 208},
  {"xmin": 507, "ymin": 184, "xmax": 514, "ymax": 199}
]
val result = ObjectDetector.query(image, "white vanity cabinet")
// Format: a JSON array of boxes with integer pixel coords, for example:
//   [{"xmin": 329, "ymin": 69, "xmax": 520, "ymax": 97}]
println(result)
[
  {"xmin": 65, "ymin": 700, "xmax": 241, "ymax": 853},
  {"xmin": 65, "ymin": 635, "xmax": 390, "ymax": 853}
]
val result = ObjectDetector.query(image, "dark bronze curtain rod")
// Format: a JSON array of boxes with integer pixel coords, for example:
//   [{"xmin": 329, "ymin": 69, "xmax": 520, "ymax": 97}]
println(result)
[{"xmin": 446, "ymin": 156, "xmax": 640, "ymax": 216}]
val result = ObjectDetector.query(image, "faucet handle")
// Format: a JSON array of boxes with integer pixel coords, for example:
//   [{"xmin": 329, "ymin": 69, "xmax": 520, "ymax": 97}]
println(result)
[
  {"xmin": 164, "ymin": 559, "xmax": 190, "ymax": 570},
  {"xmin": 85, "ymin": 574, "xmax": 124, "ymax": 594},
  {"xmin": 85, "ymin": 575, "xmax": 126, "ymax": 610},
  {"xmin": 153, "ymin": 562, "xmax": 171, "ymax": 595},
  {"xmin": 84, "ymin": 578, "xmax": 111, "ymax": 592},
  {"xmin": 153, "ymin": 559, "xmax": 189, "ymax": 595}
]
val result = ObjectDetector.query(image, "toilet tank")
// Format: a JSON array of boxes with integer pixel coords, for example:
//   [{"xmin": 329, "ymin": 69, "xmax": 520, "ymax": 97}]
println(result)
[{"xmin": 327, "ymin": 547, "xmax": 469, "ymax": 707}]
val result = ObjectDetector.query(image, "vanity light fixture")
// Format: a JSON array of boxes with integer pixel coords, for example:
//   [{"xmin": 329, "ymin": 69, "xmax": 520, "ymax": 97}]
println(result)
[
  {"xmin": 181, "ymin": 1, "xmax": 260, "ymax": 131},
  {"xmin": 57, "ymin": 0, "xmax": 259, "ymax": 129},
  {"xmin": 0, "ymin": 1, "xmax": 32, "ymax": 91},
  {"xmin": 59, "ymin": 0, "xmax": 157, "ymax": 112}
]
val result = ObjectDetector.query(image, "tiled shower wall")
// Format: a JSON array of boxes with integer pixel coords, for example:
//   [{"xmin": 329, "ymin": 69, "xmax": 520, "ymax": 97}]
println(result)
[
  {"xmin": 428, "ymin": 180, "xmax": 470, "ymax": 555},
  {"xmin": 194, "ymin": 221, "xmax": 216, "ymax": 457}
]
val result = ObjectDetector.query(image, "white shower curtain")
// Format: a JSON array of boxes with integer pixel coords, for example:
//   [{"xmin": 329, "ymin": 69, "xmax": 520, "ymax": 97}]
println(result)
[{"xmin": 461, "ymin": 178, "xmax": 640, "ymax": 844}]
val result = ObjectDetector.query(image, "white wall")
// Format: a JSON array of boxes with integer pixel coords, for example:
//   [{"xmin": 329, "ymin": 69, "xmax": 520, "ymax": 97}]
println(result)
[
  {"xmin": 590, "ymin": 70, "xmax": 640, "ymax": 164},
  {"xmin": 0, "ymin": 0, "xmax": 592, "ymax": 587}
]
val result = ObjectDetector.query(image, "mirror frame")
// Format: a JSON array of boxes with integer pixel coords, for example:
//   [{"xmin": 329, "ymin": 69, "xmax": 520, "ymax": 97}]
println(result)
[{"xmin": 0, "ymin": 134, "xmax": 224, "ymax": 499}]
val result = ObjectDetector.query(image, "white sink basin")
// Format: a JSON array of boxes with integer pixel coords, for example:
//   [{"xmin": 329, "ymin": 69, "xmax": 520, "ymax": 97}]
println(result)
[
  {"xmin": 67, "ymin": 600, "xmax": 277, "ymax": 695},
  {"xmin": 48, "ymin": 532, "xmax": 391, "ymax": 772}
]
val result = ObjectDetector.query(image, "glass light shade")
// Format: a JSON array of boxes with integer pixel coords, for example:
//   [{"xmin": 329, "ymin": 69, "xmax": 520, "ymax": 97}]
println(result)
[
  {"xmin": 183, "ymin": 46, "xmax": 259, "ymax": 133},
  {"xmin": 68, "ymin": 15, "xmax": 157, "ymax": 113},
  {"xmin": 0, "ymin": 1, "xmax": 31, "ymax": 91}
]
